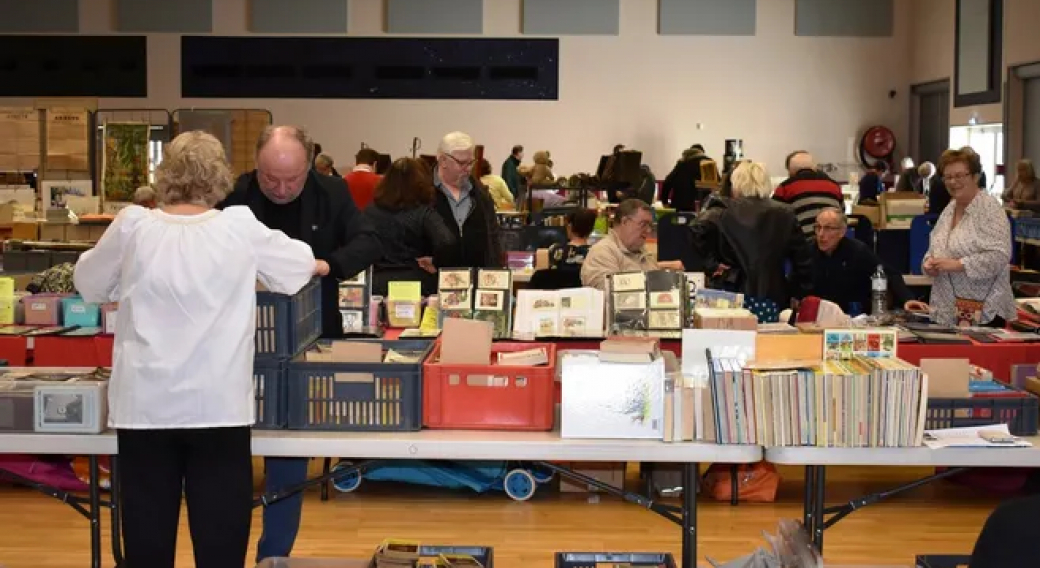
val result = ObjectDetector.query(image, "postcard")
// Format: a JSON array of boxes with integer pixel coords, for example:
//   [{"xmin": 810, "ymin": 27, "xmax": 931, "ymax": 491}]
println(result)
[
  {"xmin": 342, "ymin": 270, "xmax": 367, "ymax": 286},
  {"xmin": 475, "ymin": 289, "xmax": 504, "ymax": 311},
  {"xmin": 338, "ymin": 286, "xmax": 365, "ymax": 308},
  {"xmin": 439, "ymin": 269, "xmax": 471, "ymax": 290},
  {"xmin": 612, "ymin": 271, "xmax": 647, "ymax": 292},
  {"xmin": 478, "ymin": 269, "xmax": 511, "ymax": 290},
  {"xmin": 650, "ymin": 288, "xmax": 681, "ymax": 309},
  {"xmin": 649, "ymin": 310, "xmax": 682, "ymax": 329},
  {"xmin": 613, "ymin": 291, "xmax": 647, "ymax": 311},
  {"xmin": 440, "ymin": 288, "xmax": 471, "ymax": 310},
  {"xmin": 341, "ymin": 310, "xmax": 364, "ymax": 332}
]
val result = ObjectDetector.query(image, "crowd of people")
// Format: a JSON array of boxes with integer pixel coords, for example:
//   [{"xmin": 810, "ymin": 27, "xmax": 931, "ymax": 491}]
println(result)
[{"xmin": 69, "ymin": 124, "xmax": 1029, "ymax": 567}]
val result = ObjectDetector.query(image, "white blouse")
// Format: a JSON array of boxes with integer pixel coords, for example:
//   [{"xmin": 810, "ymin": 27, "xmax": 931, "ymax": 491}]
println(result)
[
  {"xmin": 74, "ymin": 205, "xmax": 316, "ymax": 429},
  {"xmin": 925, "ymin": 193, "xmax": 1017, "ymax": 326}
]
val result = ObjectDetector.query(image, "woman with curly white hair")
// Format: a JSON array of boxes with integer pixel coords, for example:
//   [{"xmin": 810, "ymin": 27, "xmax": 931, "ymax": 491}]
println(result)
[{"xmin": 74, "ymin": 130, "xmax": 319, "ymax": 568}]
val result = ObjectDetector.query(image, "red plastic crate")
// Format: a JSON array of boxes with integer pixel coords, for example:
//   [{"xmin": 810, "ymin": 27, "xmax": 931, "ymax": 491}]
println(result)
[
  {"xmin": 422, "ymin": 342, "xmax": 557, "ymax": 431},
  {"xmin": 0, "ymin": 336, "xmax": 28, "ymax": 366},
  {"xmin": 32, "ymin": 337, "xmax": 101, "ymax": 367}
]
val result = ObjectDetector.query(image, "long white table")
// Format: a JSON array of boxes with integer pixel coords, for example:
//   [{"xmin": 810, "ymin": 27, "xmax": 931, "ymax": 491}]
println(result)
[
  {"xmin": 764, "ymin": 438, "xmax": 1040, "ymax": 553},
  {"xmin": 0, "ymin": 430, "xmax": 761, "ymax": 568}
]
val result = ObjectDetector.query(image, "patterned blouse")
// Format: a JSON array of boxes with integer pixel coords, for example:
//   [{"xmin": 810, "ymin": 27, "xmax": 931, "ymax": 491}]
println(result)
[{"xmin": 925, "ymin": 192, "xmax": 1017, "ymax": 326}]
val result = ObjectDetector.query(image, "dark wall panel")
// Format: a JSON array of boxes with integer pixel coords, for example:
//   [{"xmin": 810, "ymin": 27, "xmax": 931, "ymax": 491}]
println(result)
[
  {"xmin": 387, "ymin": 0, "xmax": 483, "ymax": 34},
  {"xmin": 795, "ymin": 0, "xmax": 893, "ymax": 37},
  {"xmin": 250, "ymin": 0, "xmax": 349, "ymax": 33},
  {"xmin": 0, "ymin": 36, "xmax": 147, "ymax": 97},
  {"xmin": 0, "ymin": 0, "xmax": 79, "ymax": 33},
  {"xmin": 658, "ymin": 0, "xmax": 756, "ymax": 36},
  {"xmin": 181, "ymin": 36, "xmax": 558, "ymax": 100},
  {"xmin": 116, "ymin": 0, "xmax": 213, "ymax": 33},
  {"xmin": 523, "ymin": 0, "xmax": 619, "ymax": 36}
]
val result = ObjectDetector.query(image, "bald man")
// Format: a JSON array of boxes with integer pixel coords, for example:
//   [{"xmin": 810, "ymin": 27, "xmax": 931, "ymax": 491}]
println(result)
[
  {"xmin": 772, "ymin": 151, "xmax": 844, "ymax": 238},
  {"xmin": 220, "ymin": 126, "xmax": 382, "ymax": 560}
]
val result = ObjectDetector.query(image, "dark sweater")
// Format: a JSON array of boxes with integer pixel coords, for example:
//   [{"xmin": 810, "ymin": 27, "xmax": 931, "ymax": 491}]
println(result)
[
  {"xmin": 365, "ymin": 204, "xmax": 458, "ymax": 296},
  {"xmin": 772, "ymin": 169, "xmax": 844, "ymax": 237},
  {"xmin": 432, "ymin": 176, "xmax": 503, "ymax": 269},
  {"xmin": 222, "ymin": 170, "xmax": 383, "ymax": 338},
  {"xmin": 810, "ymin": 237, "xmax": 912, "ymax": 314}
]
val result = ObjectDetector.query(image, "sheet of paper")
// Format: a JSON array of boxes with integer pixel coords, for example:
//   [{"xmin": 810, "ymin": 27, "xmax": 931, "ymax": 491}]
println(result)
[
  {"xmin": 388, "ymin": 281, "xmax": 422, "ymax": 302},
  {"xmin": 923, "ymin": 424, "xmax": 1032, "ymax": 449}
]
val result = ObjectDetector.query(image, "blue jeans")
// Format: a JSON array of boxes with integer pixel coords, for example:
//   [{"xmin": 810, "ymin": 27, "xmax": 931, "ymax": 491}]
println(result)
[{"xmin": 256, "ymin": 457, "xmax": 309, "ymax": 561}]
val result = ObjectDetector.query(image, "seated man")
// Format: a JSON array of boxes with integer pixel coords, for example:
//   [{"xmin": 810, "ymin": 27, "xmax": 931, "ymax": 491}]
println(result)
[
  {"xmin": 581, "ymin": 199, "xmax": 682, "ymax": 291},
  {"xmin": 808, "ymin": 208, "xmax": 912, "ymax": 315}
]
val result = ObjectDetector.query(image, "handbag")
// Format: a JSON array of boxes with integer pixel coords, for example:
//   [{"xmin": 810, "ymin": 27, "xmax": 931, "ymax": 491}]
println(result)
[
  {"xmin": 701, "ymin": 461, "xmax": 780, "ymax": 503},
  {"xmin": 949, "ymin": 273, "xmax": 1000, "ymax": 328}
]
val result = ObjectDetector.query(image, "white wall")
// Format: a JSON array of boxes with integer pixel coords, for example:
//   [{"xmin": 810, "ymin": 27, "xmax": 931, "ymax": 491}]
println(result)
[{"xmin": 4, "ymin": 0, "xmax": 913, "ymax": 178}]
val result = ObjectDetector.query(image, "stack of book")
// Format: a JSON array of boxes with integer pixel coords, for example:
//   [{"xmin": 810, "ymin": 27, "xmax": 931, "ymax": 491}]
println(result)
[{"xmin": 709, "ymin": 356, "xmax": 928, "ymax": 447}]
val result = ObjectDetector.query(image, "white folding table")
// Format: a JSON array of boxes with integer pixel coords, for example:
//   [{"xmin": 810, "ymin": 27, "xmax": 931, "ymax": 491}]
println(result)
[
  {"xmin": 0, "ymin": 430, "xmax": 761, "ymax": 568},
  {"xmin": 764, "ymin": 438, "xmax": 1040, "ymax": 553}
]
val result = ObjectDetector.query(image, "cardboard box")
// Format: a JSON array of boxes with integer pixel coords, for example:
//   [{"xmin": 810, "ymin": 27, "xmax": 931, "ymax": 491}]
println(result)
[
  {"xmin": 11, "ymin": 221, "xmax": 40, "ymax": 241},
  {"xmin": 39, "ymin": 223, "xmax": 67, "ymax": 242},
  {"xmin": 559, "ymin": 461, "xmax": 625, "ymax": 493},
  {"xmin": 693, "ymin": 308, "xmax": 757, "ymax": 330},
  {"xmin": 66, "ymin": 224, "xmax": 93, "ymax": 241}
]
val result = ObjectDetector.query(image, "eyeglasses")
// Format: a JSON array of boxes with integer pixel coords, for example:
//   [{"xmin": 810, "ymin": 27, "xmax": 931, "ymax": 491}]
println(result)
[
  {"xmin": 942, "ymin": 172, "xmax": 972, "ymax": 183},
  {"xmin": 813, "ymin": 224, "xmax": 844, "ymax": 233},
  {"xmin": 625, "ymin": 217, "xmax": 653, "ymax": 231},
  {"xmin": 444, "ymin": 153, "xmax": 474, "ymax": 170}
]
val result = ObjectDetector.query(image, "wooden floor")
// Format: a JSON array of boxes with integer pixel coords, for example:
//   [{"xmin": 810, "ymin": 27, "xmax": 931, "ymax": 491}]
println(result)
[{"xmin": 0, "ymin": 463, "xmax": 999, "ymax": 568}]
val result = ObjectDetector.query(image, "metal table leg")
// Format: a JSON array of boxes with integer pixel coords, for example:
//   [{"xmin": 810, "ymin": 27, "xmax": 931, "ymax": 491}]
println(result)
[
  {"xmin": 110, "ymin": 456, "xmax": 124, "ymax": 567},
  {"xmin": 802, "ymin": 465, "xmax": 815, "ymax": 535},
  {"xmin": 812, "ymin": 465, "xmax": 826, "ymax": 551},
  {"xmin": 682, "ymin": 462, "xmax": 699, "ymax": 568},
  {"xmin": 88, "ymin": 456, "xmax": 102, "ymax": 568}
]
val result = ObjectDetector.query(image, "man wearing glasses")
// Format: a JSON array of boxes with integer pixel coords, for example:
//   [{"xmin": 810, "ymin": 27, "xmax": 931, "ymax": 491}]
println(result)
[
  {"xmin": 581, "ymin": 199, "xmax": 684, "ymax": 291},
  {"xmin": 808, "ymin": 208, "xmax": 911, "ymax": 315},
  {"xmin": 432, "ymin": 131, "xmax": 503, "ymax": 269}
]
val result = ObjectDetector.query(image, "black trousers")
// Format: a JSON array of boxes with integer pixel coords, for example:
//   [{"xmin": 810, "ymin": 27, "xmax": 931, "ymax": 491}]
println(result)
[{"xmin": 117, "ymin": 426, "xmax": 253, "ymax": 568}]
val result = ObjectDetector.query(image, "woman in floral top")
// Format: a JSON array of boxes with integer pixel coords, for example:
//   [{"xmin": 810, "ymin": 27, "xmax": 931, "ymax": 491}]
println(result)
[{"xmin": 905, "ymin": 148, "xmax": 1016, "ymax": 327}]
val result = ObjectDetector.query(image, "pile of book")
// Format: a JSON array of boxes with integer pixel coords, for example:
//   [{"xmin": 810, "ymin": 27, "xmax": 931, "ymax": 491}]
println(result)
[{"xmin": 709, "ymin": 356, "xmax": 928, "ymax": 447}]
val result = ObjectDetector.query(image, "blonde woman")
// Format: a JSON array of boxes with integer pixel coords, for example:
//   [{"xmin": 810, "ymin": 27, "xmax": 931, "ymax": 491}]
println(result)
[
  {"xmin": 74, "ymin": 131, "xmax": 319, "ymax": 568},
  {"xmin": 692, "ymin": 161, "xmax": 813, "ymax": 319},
  {"xmin": 1002, "ymin": 159, "xmax": 1040, "ymax": 211}
]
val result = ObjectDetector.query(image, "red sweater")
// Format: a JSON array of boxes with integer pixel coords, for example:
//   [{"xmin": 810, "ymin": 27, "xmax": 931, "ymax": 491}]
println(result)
[{"xmin": 344, "ymin": 168, "xmax": 381, "ymax": 210}]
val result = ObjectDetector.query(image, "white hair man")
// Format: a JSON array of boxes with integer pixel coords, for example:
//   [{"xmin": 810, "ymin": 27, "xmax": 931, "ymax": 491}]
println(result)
[
  {"xmin": 772, "ymin": 150, "xmax": 844, "ymax": 237},
  {"xmin": 432, "ymin": 131, "xmax": 503, "ymax": 268}
]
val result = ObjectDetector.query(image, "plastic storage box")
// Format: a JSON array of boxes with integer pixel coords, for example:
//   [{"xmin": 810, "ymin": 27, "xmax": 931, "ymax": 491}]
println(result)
[
  {"xmin": 22, "ymin": 294, "xmax": 66, "ymax": 325},
  {"xmin": 0, "ymin": 367, "xmax": 108, "ymax": 433},
  {"xmin": 422, "ymin": 341, "xmax": 557, "ymax": 431},
  {"xmin": 255, "ymin": 278, "xmax": 322, "ymax": 359},
  {"xmin": 254, "ymin": 359, "xmax": 286, "ymax": 429},
  {"xmin": 286, "ymin": 339, "xmax": 433, "ymax": 431},
  {"xmin": 62, "ymin": 296, "xmax": 101, "ymax": 327},
  {"xmin": 555, "ymin": 552, "xmax": 676, "ymax": 568},
  {"xmin": 927, "ymin": 393, "xmax": 1039, "ymax": 436}
]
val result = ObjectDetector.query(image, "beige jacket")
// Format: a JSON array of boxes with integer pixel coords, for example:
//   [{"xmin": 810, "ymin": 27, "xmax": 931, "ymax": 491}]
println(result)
[{"xmin": 580, "ymin": 231, "xmax": 658, "ymax": 291}]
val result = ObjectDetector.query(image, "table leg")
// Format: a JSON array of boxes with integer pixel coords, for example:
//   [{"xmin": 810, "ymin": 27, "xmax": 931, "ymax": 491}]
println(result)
[
  {"xmin": 802, "ymin": 465, "xmax": 815, "ymax": 533},
  {"xmin": 812, "ymin": 465, "xmax": 827, "ymax": 552},
  {"xmin": 682, "ymin": 462, "xmax": 699, "ymax": 568},
  {"xmin": 110, "ymin": 456, "xmax": 125, "ymax": 567},
  {"xmin": 88, "ymin": 455, "xmax": 102, "ymax": 568}
]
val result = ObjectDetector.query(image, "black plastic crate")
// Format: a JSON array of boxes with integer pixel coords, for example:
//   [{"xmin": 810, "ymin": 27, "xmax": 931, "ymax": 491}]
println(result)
[
  {"xmin": 915, "ymin": 554, "xmax": 969, "ymax": 568},
  {"xmin": 419, "ymin": 545, "xmax": 493, "ymax": 568},
  {"xmin": 927, "ymin": 392, "xmax": 1039, "ymax": 436},
  {"xmin": 51, "ymin": 250, "xmax": 80, "ymax": 267},
  {"xmin": 254, "ymin": 359, "xmax": 286, "ymax": 429},
  {"xmin": 256, "ymin": 278, "xmax": 322, "ymax": 359},
  {"xmin": 286, "ymin": 339, "xmax": 432, "ymax": 431},
  {"xmin": 555, "ymin": 552, "xmax": 677, "ymax": 568}
]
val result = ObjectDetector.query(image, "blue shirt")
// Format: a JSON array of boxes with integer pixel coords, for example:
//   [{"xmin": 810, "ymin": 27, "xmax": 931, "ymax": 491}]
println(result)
[{"xmin": 434, "ymin": 168, "xmax": 474, "ymax": 229}]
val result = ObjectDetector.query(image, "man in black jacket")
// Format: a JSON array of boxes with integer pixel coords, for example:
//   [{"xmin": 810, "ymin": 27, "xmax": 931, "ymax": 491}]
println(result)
[
  {"xmin": 431, "ymin": 131, "xmax": 503, "ymax": 268},
  {"xmin": 220, "ymin": 125, "xmax": 382, "ymax": 562},
  {"xmin": 809, "ymin": 208, "xmax": 912, "ymax": 315}
]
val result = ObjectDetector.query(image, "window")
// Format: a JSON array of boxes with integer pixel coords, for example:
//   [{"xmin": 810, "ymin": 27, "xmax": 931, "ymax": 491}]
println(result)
[{"xmin": 949, "ymin": 123, "xmax": 1004, "ymax": 196}]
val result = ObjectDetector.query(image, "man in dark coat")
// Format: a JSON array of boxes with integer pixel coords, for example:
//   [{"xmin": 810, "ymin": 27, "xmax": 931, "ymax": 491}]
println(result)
[{"xmin": 220, "ymin": 125, "xmax": 382, "ymax": 562}]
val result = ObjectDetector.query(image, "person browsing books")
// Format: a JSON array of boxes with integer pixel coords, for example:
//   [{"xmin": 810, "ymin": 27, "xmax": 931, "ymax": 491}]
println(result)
[{"xmin": 580, "ymin": 199, "xmax": 683, "ymax": 291}]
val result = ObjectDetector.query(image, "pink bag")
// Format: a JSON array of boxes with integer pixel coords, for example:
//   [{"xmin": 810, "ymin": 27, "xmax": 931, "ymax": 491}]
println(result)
[{"xmin": 0, "ymin": 454, "xmax": 89, "ymax": 492}]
